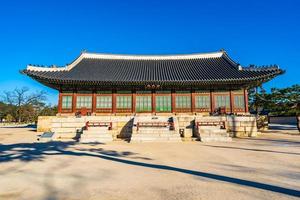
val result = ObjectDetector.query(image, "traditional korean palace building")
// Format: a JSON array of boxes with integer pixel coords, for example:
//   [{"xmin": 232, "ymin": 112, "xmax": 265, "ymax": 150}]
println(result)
[{"xmin": 22, "ymin": 50, "xmax": 283, "ymax": 142}]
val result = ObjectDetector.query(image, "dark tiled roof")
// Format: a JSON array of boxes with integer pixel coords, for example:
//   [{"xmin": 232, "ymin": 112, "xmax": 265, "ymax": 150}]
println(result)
[{"xmin": 21, "ymin": 51, "xmax": 284, "ymax": 90}]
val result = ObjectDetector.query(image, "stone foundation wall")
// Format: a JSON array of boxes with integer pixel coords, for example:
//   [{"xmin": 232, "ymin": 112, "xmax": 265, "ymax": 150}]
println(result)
[
  {"xmin": 37, "ymin": 114, "xmax": 259, "ymax": 140},
  {"xmin": 226, "ymin": 116, "xmax": 258, "ymax": 137},
  {"xmin": 194, "ymin": 115, "xmax": 258, "ymax": 138},
  {"xmin": 37, "ymin": 116, "xmax": 56, "ymax": 132},
  {"xmin": 49, "ymin": 116, "xmax": 134, "ymax": 139}
]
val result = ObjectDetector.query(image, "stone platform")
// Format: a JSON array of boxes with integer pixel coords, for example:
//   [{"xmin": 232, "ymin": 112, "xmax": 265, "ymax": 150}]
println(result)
[{"xmin": 37, "ymin": 114, "xmax": 259, "ymax": 142}]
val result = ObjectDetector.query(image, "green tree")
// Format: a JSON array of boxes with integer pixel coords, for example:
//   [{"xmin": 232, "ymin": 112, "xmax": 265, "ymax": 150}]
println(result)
[
  {"xmin": 2, "ymin": 87, "xmax": 47, "ymax": 123},
  {"xmin": 5, "ymin": 114, "xmax": 14, "ymax": 122},
  {"xmin": 249, "ymin": 84, "xmax": 300, "ymax": 116}
]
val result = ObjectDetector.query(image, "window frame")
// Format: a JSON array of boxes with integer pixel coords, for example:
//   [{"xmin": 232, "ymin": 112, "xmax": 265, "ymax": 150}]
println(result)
[
  {"xmin": 76, "ymin": 95, "xmax": 93, "ymax": 110},
  {"xmin": 96, "ymin": 94, "xmax": 112, "ymax": 112},
  {"xmin": 116, "ymin": 94, "xmax": 132, "ymax": 113},
  {"xmin": 61, "ymin": 95, "xmax": 73, "ymax": 111},
  {"xmin": 213, "ymin": 91, "xmax": 231, "ymax": 112},
  {"xmin": 135, "ymin": 95, "xmax": 152, "ymax": 113},
  {"xmin": 174, "ymin": 94, "xmax": 191, "ymax": 112}
]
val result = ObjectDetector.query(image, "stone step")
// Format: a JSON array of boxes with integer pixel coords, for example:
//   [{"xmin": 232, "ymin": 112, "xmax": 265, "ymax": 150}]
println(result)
[
  {"xmin": 198, "ymin": 126, "xmax": 223, "ymax": 130},
  {"xmin": 87, "ymin": 127, "xmax": 110, "ymax": 131},
  {"xmin": 82, "ymin": 130, "xmax": 110, "ymax": 134},
  {"xmin": 200, "ymin": 137, "xmax": 232, "ymax": 142},
  {"xmin": 200, "ymin": 129, "xmax": 227, "ymax": 133}
]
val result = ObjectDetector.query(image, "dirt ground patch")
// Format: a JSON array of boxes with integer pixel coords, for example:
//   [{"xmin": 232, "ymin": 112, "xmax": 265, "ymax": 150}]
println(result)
[{"xmin": 0, "ymin": 126, "xmax": 300, "ymax": 200}]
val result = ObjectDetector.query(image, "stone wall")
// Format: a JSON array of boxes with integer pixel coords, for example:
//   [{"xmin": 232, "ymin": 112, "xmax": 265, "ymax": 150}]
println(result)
[
  {"xmin": 194, "ymin": 115, "xmax": 258, "ymax": 138},
  {"xmin": 37, "ymin": 116, "xmax": 56, "ymax": 132},
  {"xmin": 226, "ymin": 116, "xmax": 258, "ymax": 137},
  {"xmin": 49, "ymin": 116, "xmax": 134, "ymax": 140}
]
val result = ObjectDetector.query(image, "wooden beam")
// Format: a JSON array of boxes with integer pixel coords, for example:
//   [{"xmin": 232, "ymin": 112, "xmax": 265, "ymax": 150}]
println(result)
[
  {"xmin": 244, "ymin": 89, "xmax": 249, "ymax": 113},
  {"xmin": 58, "ymin": 92, "xmax": 62, "ymax": 114},
  {"xmin": 210, "ymin": 90, "xmax": 214, "ymax": 113},
  {"xmin": 229, "ymin": 90, "xmax": 233, "ymax": 113},
  {"xmin": 92, "ymin": 92, "xmax": 96, "ymax": 114},
  {"xmin": 112, "ymin": 90, "xmax": 116, "ymax": 114},
  {"xmin": 132, "ymin": 90, "xmax": 136, "ymax": 113},
  {"xmin": 152, "ymin": 90, "xmax": 155, "ymax": 114},
  {"xmin": 72, "ymin": 92, "xmax": 77, "ymax": 113}
]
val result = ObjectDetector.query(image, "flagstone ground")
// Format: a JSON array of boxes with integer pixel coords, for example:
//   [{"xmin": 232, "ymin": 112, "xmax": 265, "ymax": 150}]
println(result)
[{"xmin": 0, "ymin": 125, "xmax": 299, "ymax": 200}]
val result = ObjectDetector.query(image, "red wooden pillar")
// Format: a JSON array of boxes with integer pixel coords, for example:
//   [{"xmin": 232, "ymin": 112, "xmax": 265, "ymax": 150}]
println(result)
[
  {"xmin": 132, "ymin": 90, "xmax": 136, "ymax": 113},
  {"xmin": 72, "ymin": 92, "xmax": 77, "ymax": 113},
  {"xmin": 171, "ymin": 90, "xmax": 176, "ymax": 113},
  {"xmin": 152, "ymin": 90, "xmax": 155, "ymax": 114},
  {"xmin": 244, "ymin": 89, "xmax": 249, "ymax": 113},
  {"xmin": 112, "ymin": 90, "xmax": 116, "ymax": 114},
  {"xmin": 92, "ymin": 92, "xmax": 96, "ymax": 114},
  {"xmin": 191, "ymin": 89, "xmax": 195, "ymax": 113},
  {"xmin": 229, "ymin": 90, "xmax": 234, "ymax": 113},
  {"xmin": 210, "ymin": 90, "xmax": 214, "ymax": 112},
  {"xmin": 58, "ymin": 92, "xmax": 62, "ymax": 113}
]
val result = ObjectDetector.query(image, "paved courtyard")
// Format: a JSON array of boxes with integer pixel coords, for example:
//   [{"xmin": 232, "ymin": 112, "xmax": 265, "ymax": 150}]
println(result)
[{"xmin": 0, "ymin": 126, "xmax": 299, "ymax": 200}]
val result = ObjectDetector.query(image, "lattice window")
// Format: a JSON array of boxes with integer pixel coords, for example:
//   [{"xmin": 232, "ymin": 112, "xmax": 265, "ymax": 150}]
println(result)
[
  {"xmin": 234, "ymin": 95, "xmax": 245, "ymax": 109},
  {"xmin": 96, "ymin": 96, "xmax": 112, "ymax": 109},
  {"xmin": 195, "ymin": 95, "xmax": 210, "ymax": 109},
  {"xmin": 61, "ymin": 96, "xmax": 72, "ymax": 109},
  {"xmin": 175, "ymin": 96, "xmax": 191, "ymax": 109},
  {"xmin": 76, "ymin": 96, "xmax": 92, "ymax": 109},
  {"xmin": 136, "ymin": 96, "xmax": 152, "ymax": 112},
  {"xmin": 156, "ymin": 96, "xmax": 171, "ymax": 112},
  {"xmin": 116, "ymin": 96, "xmax": 132, "ymax": 109},
  {"xmin": 214, "ymin": 95, "xmax": 230, "ymax": 109}
]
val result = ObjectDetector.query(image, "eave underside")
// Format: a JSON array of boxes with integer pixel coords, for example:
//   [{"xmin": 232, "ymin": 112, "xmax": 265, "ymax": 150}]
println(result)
[{"xmin": 28, "ymin": 75, "xmax": 280, "ymax": 91}]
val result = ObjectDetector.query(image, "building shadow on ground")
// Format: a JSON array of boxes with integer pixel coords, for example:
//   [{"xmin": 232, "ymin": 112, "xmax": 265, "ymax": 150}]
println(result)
[
  {"xmin": 0, "ymin": 141, "xmax": 299, "ymax": 198},
  {"xmin": 203, "ymin": 144, "xmax": 300, "ymax": 155}
]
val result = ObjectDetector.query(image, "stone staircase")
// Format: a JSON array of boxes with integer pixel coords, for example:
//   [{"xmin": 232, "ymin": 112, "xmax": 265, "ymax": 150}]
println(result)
[
  {"xmin": 196, "ymin": 126, "xmax": 232, "ymax": 142},
  {"xmin": 131, "ymin": 129, "xmax": 181, "ymax": 142},
  {"xmin": 131, "ymin": 116, "xmax": 182, "ymax": 142},
  {"xmin": 80, "ymin": 127, "xmax": 114, "ymax": 143}
]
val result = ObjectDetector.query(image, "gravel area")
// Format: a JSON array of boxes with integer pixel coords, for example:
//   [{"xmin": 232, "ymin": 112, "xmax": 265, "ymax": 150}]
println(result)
[{"xmin": 0, "ymin": 126, "xmax": 299, "ymax": 200}]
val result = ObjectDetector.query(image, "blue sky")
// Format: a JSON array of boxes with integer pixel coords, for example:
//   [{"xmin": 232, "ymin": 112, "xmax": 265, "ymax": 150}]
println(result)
[{"xmin": 0, "ymin": 0, "xmax": 299, "ymax": 105}]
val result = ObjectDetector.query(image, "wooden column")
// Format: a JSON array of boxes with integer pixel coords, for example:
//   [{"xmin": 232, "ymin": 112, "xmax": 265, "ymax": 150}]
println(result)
[
  {"xmin": 191, "ymin": 89, "xmax": 195, "ymax": 113},
  {"xmin": 210, "ymin": 90, "xmax": 214, "ymax": 113},
  {"xmin": 171, "ymin": 90, "xmax": 176, "ymax": 113},
  {"xmin": 244, "ymin": 89, "xmax": 249, "ymax": 113},
  {"xmin": 112, "ymin": 90, "xmax": 116, "ymax": 114},
  {"xmin": 229, "ymin": 90, "xmax": 234, "ymax": 113},
  {"xmin": 72, "ymin": 92, "xmax": 77, "ymax": 113},
  {"xmin": 132, "ymin": 90, "xmax": 136, "ymax": 113},
  {"xmin": 58, "ymin": 92, "xmax": 62, "ymax": 114},
  {"xmin": 152, "ymin": 90, "xmax": 155, "ymax": 114},
  {"xmin": 92, "ymin": 92, "xmax": 96, "ymax": 114}
]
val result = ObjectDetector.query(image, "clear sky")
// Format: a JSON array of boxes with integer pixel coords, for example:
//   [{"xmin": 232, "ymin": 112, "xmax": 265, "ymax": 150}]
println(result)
[{"xmin": 0, "ymin": 0, "xmax": 299, "ymax": 105}]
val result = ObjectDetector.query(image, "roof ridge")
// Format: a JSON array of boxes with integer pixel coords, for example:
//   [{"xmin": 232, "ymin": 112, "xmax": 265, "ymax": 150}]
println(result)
[
  {"xmin": 81, "ymin": 51, "xmax": 224, "ymax": 60},
  {"xmin": 242, "ymin": 64, "xmax": 281, "ymax": 71}
]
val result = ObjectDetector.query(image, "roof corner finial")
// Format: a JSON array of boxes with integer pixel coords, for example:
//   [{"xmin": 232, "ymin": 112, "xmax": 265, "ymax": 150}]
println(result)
[
  {"xmin": 81, "ymin": 49, "xmax": 88, "ymax": 54},
  {"xmin": 220, "ymin": 48, "xmax": 226, "ymax": 53},
  {"xmin": 237, "ymin": 63, "xmax": 242, "ymax": 70}
]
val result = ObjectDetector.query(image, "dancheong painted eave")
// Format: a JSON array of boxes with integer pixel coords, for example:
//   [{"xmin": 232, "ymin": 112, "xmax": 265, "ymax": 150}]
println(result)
[{"xmin": 21, "ymin": 50, "xmax": 284, "ymax": 90}]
